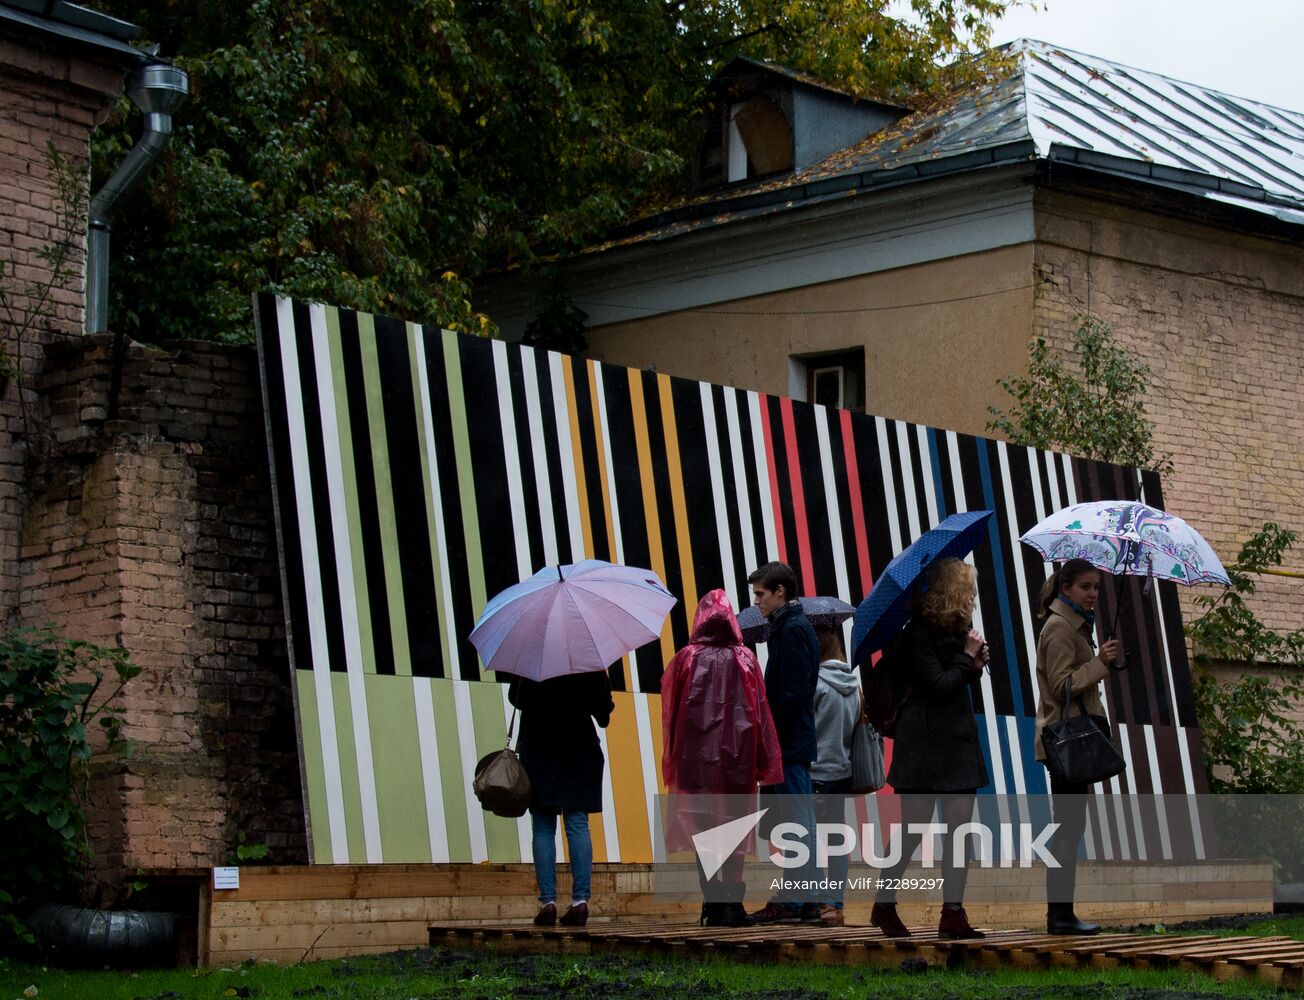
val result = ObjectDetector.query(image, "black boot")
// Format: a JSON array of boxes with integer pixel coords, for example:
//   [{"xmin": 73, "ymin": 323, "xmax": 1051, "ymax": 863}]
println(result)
[
  {"xmin": 1046, "ymin": 902, "xmax": 1100, "ymax": 935},
  {"xmin": 706, "ymin": 901, "xmax": 743, "ymax": 927},
  {"xmin": 721, "ymin": 902, "xmax": 755, "ymax": 927}
]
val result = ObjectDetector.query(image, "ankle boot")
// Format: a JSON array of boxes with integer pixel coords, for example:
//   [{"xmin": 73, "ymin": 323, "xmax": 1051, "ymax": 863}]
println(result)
[
  {"xmin": 722, "ymin": 902, "xmax": 755, "ymax": 927},
  {"xmin": 700, "ymin": 901, "xmax": 725, "ymax": 927},
  {"xmin": 937, "ymin": 905, "xmax": 984, "ymax": 940},
  {"xmin": 870, "ymin": 901, "xmax": 911, "ymax": 938},
  {"xmin": 1046, "ymin": 902, "xmax": 1100, "ymax": 935}
]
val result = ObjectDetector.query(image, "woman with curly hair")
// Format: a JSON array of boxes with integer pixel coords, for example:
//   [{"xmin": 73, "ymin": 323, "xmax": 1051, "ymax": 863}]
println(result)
[{"xmin": 870, "ymin": 557, "xmax": 990, "ymax": 940}]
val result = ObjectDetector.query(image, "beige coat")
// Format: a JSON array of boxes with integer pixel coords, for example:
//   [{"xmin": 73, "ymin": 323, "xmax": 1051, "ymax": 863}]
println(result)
[{"xmin": 1034, "ymin": 601, "xmax": 1109, "ymax": 761}]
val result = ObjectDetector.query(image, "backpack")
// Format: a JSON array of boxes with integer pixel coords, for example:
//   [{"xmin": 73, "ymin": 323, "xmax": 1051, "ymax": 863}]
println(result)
[{"xmin": 861, "ymin": 632, "xmax": 911, "ymax": 739}]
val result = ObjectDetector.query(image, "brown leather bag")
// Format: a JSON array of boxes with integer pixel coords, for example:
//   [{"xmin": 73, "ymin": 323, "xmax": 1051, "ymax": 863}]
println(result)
[{"xmin": 473, "ymin": 709, "xmax": 532, "ymax": 818}]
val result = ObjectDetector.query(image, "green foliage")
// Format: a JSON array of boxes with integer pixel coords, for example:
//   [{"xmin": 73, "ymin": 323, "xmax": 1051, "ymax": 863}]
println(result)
[
  {"xmin": 4, "ymin": 939, "xmax": 1303, "ymax": 998},
  {"xmin": 227, "ymin": 831, "xmax": 270, "ymax": 866},
  {"xmin": 0, "ymin": 628, "xmax": 142, "ymax": 946},
  {"xmin": 87, "ymin": 0, "xmax": 1018, "ymax": 344},
  {"xmin": 987, "ymin": 317, "xmax": 1172, "ymax": 475},
  {"xmin": 1188, "ymin": 524, "xmax": 1304, "ymax": 794},
  {"xmin": 521, "ymin": 285, "xmax": 589, "ymax": 355}
]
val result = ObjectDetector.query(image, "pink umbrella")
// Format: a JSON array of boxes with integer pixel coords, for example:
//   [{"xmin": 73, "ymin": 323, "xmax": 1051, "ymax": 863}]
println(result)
[{"xmin": 469, "ymin": 559, "xmax": 678, "ymax": 681}]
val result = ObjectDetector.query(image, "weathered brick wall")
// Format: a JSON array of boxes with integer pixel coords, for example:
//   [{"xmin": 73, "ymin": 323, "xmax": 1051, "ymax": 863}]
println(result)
[
  {"xmin": 0, "ymin": 35, "xmax": 128, "ymax": 624},
  {"xmin": 0, "ymin": 32, "xmax": 301, "ymax": 887},
  {"xmin": 1034, "ymin": 190, "xmax": 1304, "ymax": 639},
  {"xmin": 25, "ymin": 336, "xmax": 305, "ymax": 882}
]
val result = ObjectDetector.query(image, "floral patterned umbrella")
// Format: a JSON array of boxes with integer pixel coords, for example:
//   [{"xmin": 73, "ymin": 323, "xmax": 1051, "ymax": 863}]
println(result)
[{"xmin": 1018, "ymin": 500, "xmax": 1231, "ymax": 586}]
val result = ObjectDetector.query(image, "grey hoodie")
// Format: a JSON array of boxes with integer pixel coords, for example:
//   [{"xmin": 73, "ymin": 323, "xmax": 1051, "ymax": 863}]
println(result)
[{"xmin": 811, "ymin": 659, "xmax": 862, "ymax": 782}]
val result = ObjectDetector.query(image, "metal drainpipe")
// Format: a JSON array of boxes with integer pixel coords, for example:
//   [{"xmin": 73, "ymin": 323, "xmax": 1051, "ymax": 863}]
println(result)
[{"xmin": 85, "ymin": 62, "xmax": 189, "ymax": 335}]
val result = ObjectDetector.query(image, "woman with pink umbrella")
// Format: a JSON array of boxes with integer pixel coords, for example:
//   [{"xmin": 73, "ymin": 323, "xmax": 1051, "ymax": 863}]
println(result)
[
  {"xmin": 507, "ymin": 670, "xmax": 613, "ymax": 927},
  {"xmin": 470, "ymin": 559, "xmax": 677, "ymax": 928}
]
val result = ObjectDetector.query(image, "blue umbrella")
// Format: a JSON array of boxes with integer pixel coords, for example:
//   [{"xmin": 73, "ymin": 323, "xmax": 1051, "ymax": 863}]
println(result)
[
  {"xmin": 850, "ymin": 510, "xmax": 995, "ymax": 667},
  {"xmin": 736, "ymin": 595, "xmax": 855, "ymax": 644}
]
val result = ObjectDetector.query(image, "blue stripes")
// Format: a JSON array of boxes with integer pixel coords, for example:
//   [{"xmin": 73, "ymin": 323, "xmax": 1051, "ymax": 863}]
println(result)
[
  {"xmin": 975, "ymin": 442, "xmax": 1029, "ymax": 717},
  {"xmin": 1016, "ymin": 715, "xmax": 1048, "ymax": 794}
]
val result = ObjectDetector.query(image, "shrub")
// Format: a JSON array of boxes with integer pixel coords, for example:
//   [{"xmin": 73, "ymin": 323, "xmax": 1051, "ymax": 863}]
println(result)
[
  {"xmin": 1188, "ymin": 524, "xmax": 1304, "ymax": 795},
  {"xmin": 0, "ymin": 628, "xmax": 141, "ymax": 947}
]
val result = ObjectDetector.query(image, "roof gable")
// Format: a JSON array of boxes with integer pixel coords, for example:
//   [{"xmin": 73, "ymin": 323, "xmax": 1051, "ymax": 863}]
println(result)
[{"xmin": 698, "ymin": 56, "xmax": 908, "ymax": 186}]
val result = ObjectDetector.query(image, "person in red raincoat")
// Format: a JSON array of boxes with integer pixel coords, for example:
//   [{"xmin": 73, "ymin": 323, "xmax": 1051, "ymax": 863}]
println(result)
[{"xmin": 661, "ymin": 589, "xmax": 783, "ymax": 927}]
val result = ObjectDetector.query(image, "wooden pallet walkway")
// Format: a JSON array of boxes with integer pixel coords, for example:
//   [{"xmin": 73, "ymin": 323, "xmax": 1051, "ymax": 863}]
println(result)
[{"xmin": 429, "ymin": 921, "xmax": 1304, "ymax": 990}]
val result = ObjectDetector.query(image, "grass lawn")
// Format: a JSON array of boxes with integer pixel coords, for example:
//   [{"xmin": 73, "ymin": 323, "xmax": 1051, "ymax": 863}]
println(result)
[{"xmin": 3, "ymin": 916, "xmax": 1303, "ymax": 1000}]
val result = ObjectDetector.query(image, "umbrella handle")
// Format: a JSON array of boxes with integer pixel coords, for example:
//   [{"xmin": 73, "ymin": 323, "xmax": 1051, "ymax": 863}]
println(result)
[
  {"xmin": 1107, "ymin": 586, "xmax": 1126, "ymax": 642},
  {"xmin": 1107, "ymin": 575, "xmax": 1151, "ymax": 671},
  {"xmin": 1105, "ymin": 580, "xmax": 1127, "ymax": 671}
]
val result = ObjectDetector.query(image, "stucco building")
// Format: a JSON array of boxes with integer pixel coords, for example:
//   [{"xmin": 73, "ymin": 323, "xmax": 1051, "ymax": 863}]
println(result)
[{"xmin": 486, "ymin": 41, "xmax": 1304, "ymax": 636}]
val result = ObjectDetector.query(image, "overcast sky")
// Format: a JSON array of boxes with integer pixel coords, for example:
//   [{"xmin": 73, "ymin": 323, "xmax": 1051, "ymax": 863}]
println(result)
[{"xmin": 988, "ymin": 0, "xmax": 1304, "ymax": 110}]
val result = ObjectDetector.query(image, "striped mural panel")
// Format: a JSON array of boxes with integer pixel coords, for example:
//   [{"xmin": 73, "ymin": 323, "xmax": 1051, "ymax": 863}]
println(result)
[{"xmin": 256, "ymin": 294, "xmax": 1209, "ymax": 865}]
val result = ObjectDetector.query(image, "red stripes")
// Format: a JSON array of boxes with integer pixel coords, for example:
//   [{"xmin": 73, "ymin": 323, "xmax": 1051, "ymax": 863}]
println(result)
[
  {"xmin": 757, "ymin": 396, "xmax": 788, "ymax": 564},
  {"xmin": 840, "ymin": 409, "xmax": 874, "ymax": 600},
  {"xmin": 779, "ymin": 398, "xmax": 816, "ymax": 598}
]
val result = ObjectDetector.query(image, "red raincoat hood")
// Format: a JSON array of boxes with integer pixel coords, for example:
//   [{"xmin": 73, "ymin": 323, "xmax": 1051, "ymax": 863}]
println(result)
[
  {"xmin": 660, "ymin": 589, "xmax": 783, "ymax": 797},
  {"xmin": 688, "ymin": 588, "xmax": 746, "ymax": 646}
]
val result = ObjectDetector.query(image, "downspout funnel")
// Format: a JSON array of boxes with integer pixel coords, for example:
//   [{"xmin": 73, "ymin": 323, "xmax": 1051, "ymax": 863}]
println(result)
[{"xmin": 86, "ymin": 62, "xmax": 188, "ymax": 334}]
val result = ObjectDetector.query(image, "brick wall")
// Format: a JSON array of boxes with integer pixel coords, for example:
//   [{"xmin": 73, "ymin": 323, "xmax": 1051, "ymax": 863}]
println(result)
[
  {"xmin": 1034, "ymin": 190, "xmax": 1304, "ymax": 638},
  {"xmin": 25, "ymin": 336, "xmax": 305, "ymax": 883},
  {"xmin": 0, "ymin": 35, "xmax": 128, "ymax": 624},
  {"xmin": 0, "ymin": 31, "xmax": 303, "ymax": 888}
]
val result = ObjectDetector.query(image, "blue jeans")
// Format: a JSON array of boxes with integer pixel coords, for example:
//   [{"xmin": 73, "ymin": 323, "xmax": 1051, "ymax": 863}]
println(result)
[
  {"xmin": 531, "ymin": 808, "xmax": 592, "ymax": 904},
  {"xmin": 812, "ymin": 776, "xmax": 854, "ymax": 908},
  {"xmin": 761, "ymin": 761, "xmax": 819, "ymax": 907}
]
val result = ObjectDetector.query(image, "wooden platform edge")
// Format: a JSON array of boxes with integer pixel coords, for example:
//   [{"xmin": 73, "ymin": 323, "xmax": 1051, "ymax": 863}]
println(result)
[{"xmin": 426, "ymin": 923, "xmax": 1304, "ymax": 990}]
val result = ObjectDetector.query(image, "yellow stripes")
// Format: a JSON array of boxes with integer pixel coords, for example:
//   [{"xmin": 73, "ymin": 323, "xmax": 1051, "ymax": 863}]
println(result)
[
  {"xmin": 607, "ymin": 693, "xmax": 653, "ymax": 862},
  {"xmin": 627, "ymin": 374, "xmax": 677, "ymax": 668},
  {"xmin": 657, "ymin": 374, "xmax": 699, "ymax": 615},
  {"xmin": 586, "ymin": 361, "xmax": 633, "ymax": 691}
]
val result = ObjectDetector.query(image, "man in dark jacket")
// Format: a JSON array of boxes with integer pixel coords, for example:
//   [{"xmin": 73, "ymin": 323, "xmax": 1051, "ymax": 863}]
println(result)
[{"xmin": 748, "ymin": 561, "xmax": 821, "ymax": 923}]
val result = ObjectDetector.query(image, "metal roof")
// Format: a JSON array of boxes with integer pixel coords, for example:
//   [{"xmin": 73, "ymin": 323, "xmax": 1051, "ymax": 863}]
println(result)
[
  {"xmin": 611, "ymin": 39, "xmax": 1304, "ymax": 247},
  {"xmin": 713, "ymin": 54, "xmax": 909, "ymax": 112},
  {"xmin": 1022, "ymin": 39, "xmax": 1302, "ymax": 223},
  {"xmin": 0, "ymin": 0, "xmax": 150, "ymax": 64}
]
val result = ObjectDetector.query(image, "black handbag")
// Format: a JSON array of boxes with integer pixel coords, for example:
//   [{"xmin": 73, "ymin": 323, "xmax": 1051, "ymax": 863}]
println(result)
[
  {"xmin": 1040, "ymin": 678, "xmax": 1126, "ymax": 785},
  {"xmin": 473, "ymin": 709, "xmax": 532, "ymax": 818},
  {"xmin": 849, "ymin": 720, "xmax": 886, "ymax": 793},
  {"xmin": 848, "ymin": 687, "xmax": 886, "ymax": 793}
]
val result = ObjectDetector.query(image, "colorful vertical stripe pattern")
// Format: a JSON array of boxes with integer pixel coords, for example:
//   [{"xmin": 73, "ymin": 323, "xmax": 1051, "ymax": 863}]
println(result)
[{"xmin": 257, "ymin": 295, "xmax": 1208, "ymax": 865}]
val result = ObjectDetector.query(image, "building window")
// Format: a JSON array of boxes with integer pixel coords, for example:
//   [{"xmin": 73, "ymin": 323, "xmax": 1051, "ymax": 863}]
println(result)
[
  {"xmin": 803, "ymin": 349, "xmax": 865, "ymax": 410},
  {"xmin": 699, "ymin": 93, "xmax": 794, "ymax": 188},
  {"xmin": 729, "ymin": 96, "xmax": 793, "ymax": 180}
]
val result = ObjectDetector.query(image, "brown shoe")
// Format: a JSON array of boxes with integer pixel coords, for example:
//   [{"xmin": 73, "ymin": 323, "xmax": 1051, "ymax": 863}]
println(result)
[
  {"xmin": 937, "ymin": 905, "xmax": 984, "ymax": 939},
  {"xmin": 750, "ymin": 901, "xmax": 801, "ymax": 924},
  {"xmin": 533, "ymin": 902, "xmax": 556, "ymax": 927},
  {"xmin": 818, "ymin": 904, "xmax": 844, "ymax": 927},
  {"xmin": 870, "ymin": 901, "xmax": 911, "ymax": 938},
  {"xmin": 559, "ymin": 900, "xmax": 588, "ymax": 926}
]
